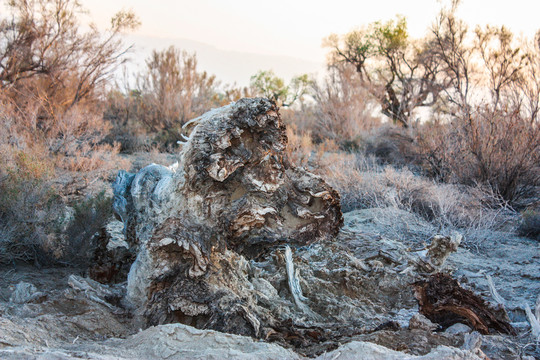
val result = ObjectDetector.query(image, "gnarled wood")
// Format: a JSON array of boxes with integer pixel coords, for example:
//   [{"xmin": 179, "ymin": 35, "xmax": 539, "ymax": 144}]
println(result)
[
  {"xmin": 413, "ymin": 273, "xmax": 516, "ymax": 336},
  {"xmin": 112, "ymin": 98, "xmax": 343, "ymax": 335}
]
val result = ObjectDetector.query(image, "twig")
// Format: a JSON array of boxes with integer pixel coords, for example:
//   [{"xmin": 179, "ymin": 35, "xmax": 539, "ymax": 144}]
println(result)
[
  {"xmin": 535, "ymin": 294, "xmax": 540, "ymax": 324},
  {"xmin": 525, "ymin": 302, "xmax": 540, "ymax": 341},
  {"xmin": 485, "ymin": 274, "xmax": 507, "ymax": 308}
]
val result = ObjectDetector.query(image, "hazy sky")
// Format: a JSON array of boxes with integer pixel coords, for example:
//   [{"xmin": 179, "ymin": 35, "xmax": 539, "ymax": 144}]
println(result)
[{"xmin": 81, "ymin": 0, "xmax": 539, "ymax": 64}]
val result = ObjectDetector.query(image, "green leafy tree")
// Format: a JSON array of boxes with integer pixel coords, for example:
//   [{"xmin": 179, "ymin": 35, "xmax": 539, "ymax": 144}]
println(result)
[
  {"xmin": 250, "ymin": 70, "xmax": 310, "ymax": 107},
  {"xmin": 326, "ymin": 16, "xmax": 447, "ymax": 127}
]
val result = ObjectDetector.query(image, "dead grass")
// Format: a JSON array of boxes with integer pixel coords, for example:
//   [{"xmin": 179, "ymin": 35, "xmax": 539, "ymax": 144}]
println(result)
[{"xmin": 302, "ymin": 146, "xmax": 520, "ymax": 246}]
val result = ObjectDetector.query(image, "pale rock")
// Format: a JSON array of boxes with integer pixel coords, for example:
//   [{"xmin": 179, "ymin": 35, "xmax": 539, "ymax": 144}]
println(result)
[
  {"xmin": 445, "ymin": 323, "xmax": 472, "ymax": 334},
  {"xmin": 9, "ymin": 281, "xmax": 46, "ymax": 304},
  {"xmin": 409, "ymin": 313, "xmax": 438, "ymax": 332},
  {"xmin": 316, "ymin": 341, "xmax": 481, "ymax": 360}
]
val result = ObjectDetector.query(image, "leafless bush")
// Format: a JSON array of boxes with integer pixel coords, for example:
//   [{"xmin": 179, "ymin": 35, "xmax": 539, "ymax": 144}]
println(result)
[
  {"xmin": 415, "ymin": 11, "xmax": 540, "ymax": 205},
  {"xmin": 284, "ymin": 123, "xmax": 340, "ymax": 170},
  {"xmin": 0, "ymin": 0, "xmax": 139, "ymax": 112},
  {"xmin": 362, "ymin": 125, "xmax": 417, "ymax": 167},
  {"xmin": 105, "ymin": 47, "xmax": 221, "ymax": 152},
  {"xmin": 0, "ymin": 149, "xmax": 65, "ymax": 264},
  {"xmin": 311, "ymin": 63, "xmax": 380, "ymax": 145},
  {"xmin": 313, "ymin": 150, "xmax": 518, "ymax": 244},
  {"xmin": 416, "ymin": 108, "xmax": 540, "ymax": 205},
  {"xmin": 322, "ymin": 5, "xmax": 540, "ymax": 207},
  {"xmin": 62, "ymin": 191, "xmax": 113, "ymax": 266}
]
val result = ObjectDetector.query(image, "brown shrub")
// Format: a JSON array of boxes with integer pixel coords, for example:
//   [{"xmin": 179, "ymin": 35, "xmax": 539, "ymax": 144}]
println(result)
[
  {"xmin": 0, "ymin": 147, "xmax": 63, "ymax": 264},
  {"xmin": 362, "ymin": 125, "xmax": 417, "ymax": 167},
  {"xmin": 310, "ymin": 63, "xmax": 381, "ymax": 146},
  {"xmin": 416, "ymin": 109, "xmax": 540, "ymax": 205}
]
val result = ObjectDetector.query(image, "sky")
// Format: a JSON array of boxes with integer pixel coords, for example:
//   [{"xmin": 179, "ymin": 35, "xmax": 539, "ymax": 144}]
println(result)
[{"xmin": 78, "ymin": 0, "xmax": 540, "ymax": 85}]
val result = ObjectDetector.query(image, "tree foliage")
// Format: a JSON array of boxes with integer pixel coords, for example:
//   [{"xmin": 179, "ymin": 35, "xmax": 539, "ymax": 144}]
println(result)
[
  {"xmin": 326, "ymin": 16, "xmax": 446, "ymax": 127},
  {"xmin": 250, "ymin": 69, "xmax": 310, "ymax": 107}
]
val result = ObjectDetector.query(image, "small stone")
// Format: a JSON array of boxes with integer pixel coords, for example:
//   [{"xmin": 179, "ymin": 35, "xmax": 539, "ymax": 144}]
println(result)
[
  {"xmin": 409, "ymin": 313, "xmax": 438, "ymax": 331},
  {"xmin": 445, "ymin": 323, "xmax": 472, "ymax": 334}
]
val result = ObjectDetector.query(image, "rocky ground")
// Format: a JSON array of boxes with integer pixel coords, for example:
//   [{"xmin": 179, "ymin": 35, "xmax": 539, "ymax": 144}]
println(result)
[{"xmin": 0, "ymin": 209, "xmax": 538, "ymax": 359}]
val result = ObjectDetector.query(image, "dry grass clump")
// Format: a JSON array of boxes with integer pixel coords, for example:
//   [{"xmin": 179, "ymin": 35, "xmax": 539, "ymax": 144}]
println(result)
[
  {"xmin": 285, "ymin": 124, "xmax": 339, "ymax": 169},
  {"xmin": 311, "ymin": 149, "xmax": 518, "ymax": 245},
  {"xmin": 518, "ymin": 208, "xmax": 540, "ymax": 241}
]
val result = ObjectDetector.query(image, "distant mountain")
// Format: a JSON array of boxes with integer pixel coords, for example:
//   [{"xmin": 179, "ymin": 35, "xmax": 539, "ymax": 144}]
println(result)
[{"xmin": 122, "ymin": 34, "xmax": 325, "ymax": 87}]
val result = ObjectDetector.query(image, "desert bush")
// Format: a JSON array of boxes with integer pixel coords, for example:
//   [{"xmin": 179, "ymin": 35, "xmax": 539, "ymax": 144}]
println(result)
[
  {"xmin": 62, "ymin": 191, "xmax": 113, "ymax": 266},
  {"xmin": 0, "ymin": 149, "xmax": 64, "ymax": 264},
  {"xmin": 323, "ymin": 5, "xmax": 540, "ymax": 206},
  {"xmin": 416, "ymin": 108, "xmax": 540, "ymax": 205},
  {"xmin": 316, "ymin": 150, "xmax": 517, "ymax": 245},
  {"xmin": 518, "ymin": 209, "xmax": 540, "ymax": 241},
  {"xmin": 311, "ymin": 63, "xmax": 381, "ymax": 145},
  {"xmin": 0, "ymin": 0, "xmax": 133, "ymax": 178},
  {"xmin": 104, "ymin": 89, "xmax": 153, "ymax": 153},
  {"xmin": 414, "ymin": 9, "xmax": 540, "ymax": 205},
  {"xmin": 105, "ymin": 47, "xmax": 221, "ymax": 152},
  {"xmin": 0, "ymin": 101, "xmax": 126, "ymax": 266},
  {"xmin": 0, "ymin": 157, "xmax": 115, "ymax": 266},
  {"xmin": 362, "ymin": 125, "xmax": 417, "ymax": 167},
  {"xmin": 0, "ymin": 0, "xmax": 139, "ymax": 112}
]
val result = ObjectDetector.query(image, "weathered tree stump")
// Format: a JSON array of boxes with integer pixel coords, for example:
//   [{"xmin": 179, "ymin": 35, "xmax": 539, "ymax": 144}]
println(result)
[{"xmin": 112, "ymin": 98, "xmax": 343, "ymax": 335}]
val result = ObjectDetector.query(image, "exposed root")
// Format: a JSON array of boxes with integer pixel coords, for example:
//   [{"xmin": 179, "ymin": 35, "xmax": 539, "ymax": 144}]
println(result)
[{"xmin": 413, "ymin": 273, "xmax": 516, "ymax": 335}]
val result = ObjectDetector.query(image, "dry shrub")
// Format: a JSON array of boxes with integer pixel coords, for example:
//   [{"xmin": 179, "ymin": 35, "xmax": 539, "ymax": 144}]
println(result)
[
  {"xmin": 0, "ymin": 0, "xmax": 136, "ymax": 265},
  {"xmin": 105, "ymin": 47, "xmax": 221, "ymax": 152},
  {"xmin": 0, "ymin": 147, "xmax": 118, "ymax": 265},
  {"xmin": 0, "ymin": 93, "xmax": 127, "ymax": 266},
  {"xmin": 284, "ymin": 123, "xmax": 339, "ymax": 169},
  {"xmin": 0, "ymin": 148, "xmax": 64, "ymax": 264},
  {"xmin": 518, "ymin": 208, "xmax": 540, "ymax": 241},
  {"xmin": 315, "ymin": 151, "xmax": 517, "ymax": 244},
  {"xmin": 62, "ymin": 191, "xmax": 113, "ymax": 266},
  {"xmin": 362, "ymin": 125, "xmax": 417, "ymax": 166},
  {"xmin": 311, "ymin": 63, "xmax": 381, "ymax": 146},
  {"xmin": 285, "ymin": 125, "xmax": 314, "ymax": 168},
  {"xmin": 416, "ymin": 109, "xmax": 540, "ymax": 205}
]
